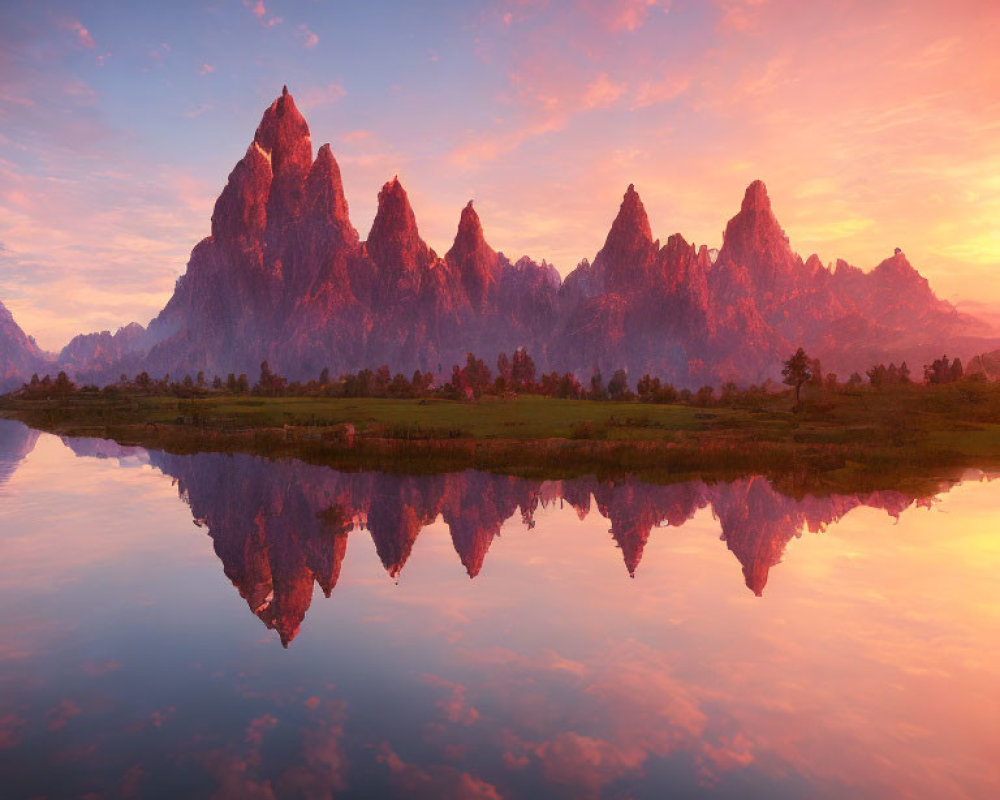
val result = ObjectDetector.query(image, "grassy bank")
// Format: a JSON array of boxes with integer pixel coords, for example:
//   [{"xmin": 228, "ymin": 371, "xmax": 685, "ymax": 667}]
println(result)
[{"xmin": 4, "ymin": 384, "xmax": 1000, "ymax": 495}]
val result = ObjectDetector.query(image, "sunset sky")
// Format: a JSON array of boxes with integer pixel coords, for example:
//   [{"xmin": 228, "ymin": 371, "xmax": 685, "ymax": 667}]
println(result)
[{"xmin": 1, "ymin": 0, "xmax": 998, "ymax": 351}]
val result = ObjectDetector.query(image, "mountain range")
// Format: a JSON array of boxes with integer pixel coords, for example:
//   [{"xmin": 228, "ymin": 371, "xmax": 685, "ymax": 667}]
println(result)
[{"xmin": 1, "ymin": 86, "xmax": 995, "ymax": 391}]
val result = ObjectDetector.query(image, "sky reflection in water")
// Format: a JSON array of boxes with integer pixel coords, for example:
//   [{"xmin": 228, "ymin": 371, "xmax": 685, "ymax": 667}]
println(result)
[{"xmin": 0, "ymin": 418, "xmax": 997, "ymax": 799}]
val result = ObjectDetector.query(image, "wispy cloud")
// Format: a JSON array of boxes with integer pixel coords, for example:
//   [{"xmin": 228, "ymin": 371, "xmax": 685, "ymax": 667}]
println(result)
[
  {"xmin": 632, "ymin": 75, "xmax": 690, "ymax": 109},
  {"xmin": 298, "ymin": 24, "xmax": 319, "ymax": 49},
  {"xmin": 243, "ymin": 0, "xmax": 282, "ymax": 27},
  {"xmin": 298, "ymin": 82, "xmax": 346, "ymax": 110},
  {"xmin": 55, "ymin": 17, "xmax": 94, "ymax": 49},
  {"xmin": 583, "ymin": 73, "xmax": 626, "ymax": 109},
  {"xmin": 593, "ymin": 0, "xmax": 670, "ymax": 33},
  {"xmin": 339, "ymin": 130, "xmax": 373, "ymax": 143},
  {"xmin": 715, "ymin": 0, "xmax": 771, "ymax": 33}
]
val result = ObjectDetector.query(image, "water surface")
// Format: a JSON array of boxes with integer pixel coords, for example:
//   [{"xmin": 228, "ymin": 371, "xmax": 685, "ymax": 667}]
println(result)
[{"xmin": 0, "ymin": 419, "xmax": 997, "ymax": 798}]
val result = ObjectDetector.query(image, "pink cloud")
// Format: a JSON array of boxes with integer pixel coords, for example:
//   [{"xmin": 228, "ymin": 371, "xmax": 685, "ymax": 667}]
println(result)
[
  {"xmin": 0, "ymin": 91, "xmax": 35, "ymax": 108},
  {"xmin": 583, "ymin": 73, "xmax": 626, "ymax": 109},
  {"xmin": 716, "ymin": 0, "xmax": 771, "ymax": 33},
  {"xmin": 423, "ymin": 674, "xmax": 480, "ymax": 725},
  {"xmin": 339, "ymin": 129, "xmax": 373, "ymax": 143},
  {"xmin": 632, "ymin": 74, "xmax": 691, "ymax": 108},
  {"xmin": 0, "ymin": 153, "xmax": 217, "ymax": 350},
  {"xmin": 46, "ymin": 698, "xmax": 81, "ymax": 731},
  {"xmin": 298, "ymin": 25, "xmax": 319, "ymax": 48},
  {"xmin": 148, "ymin": 43, "xmax": 170, "ymax": 64},
  {"xmin": 447, "ymin": 114, "xmax": 565, "ymax": 168},
  {"xmin": 56, "ymin": 17, "xmax": 95, "ymax": 49},
  {"xmin": 533, "ymin": 732, "xmax": 646, "ymax": 796},
  {"xmin": 0, "ymin": 713, "xmax": 25, "ymax": 749},
  {"xmin": 198, "ymin": 63, "xmax": 215, "ymax": 75},
  {"xmin": 298, "ymin": 83, "xmax": 347, "ymax": 110},
  {"xmin": 594, "ymin": 0, "xmax": 670, "ymax": 32},
  {"xmin": 377, "ymin": 743, "xmax": 502, "ymax": 800},
  {"xmin": 243, "ymin": 0, "xmax": 282, "ymax": 27}
]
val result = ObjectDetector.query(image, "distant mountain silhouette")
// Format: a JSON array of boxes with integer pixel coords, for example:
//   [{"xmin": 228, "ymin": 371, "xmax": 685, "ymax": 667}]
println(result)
[
  {"xmin": 57, "ymin": 437, "xmax": 941, "ymax": 647},
  {"xmin": 2, "ymin": 86, "xmax": 995, "ymax": 389}
]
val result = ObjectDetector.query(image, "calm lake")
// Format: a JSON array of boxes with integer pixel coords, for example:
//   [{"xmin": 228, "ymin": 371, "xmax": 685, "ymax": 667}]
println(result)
[{"xmin": 0, "ymin": 418, "xmax": 997, "ymax": 799}]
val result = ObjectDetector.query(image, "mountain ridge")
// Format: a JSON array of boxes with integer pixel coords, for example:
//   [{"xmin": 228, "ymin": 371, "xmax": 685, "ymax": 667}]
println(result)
[{"xmin": 2, "ymin": 88, "xmax": 996, "ymax": 390}]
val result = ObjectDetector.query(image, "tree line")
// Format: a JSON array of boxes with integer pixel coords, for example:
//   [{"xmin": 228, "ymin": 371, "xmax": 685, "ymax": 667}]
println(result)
[{"xmin": 12, "ymin": 347, "xmax": 981, "ymax": 404}]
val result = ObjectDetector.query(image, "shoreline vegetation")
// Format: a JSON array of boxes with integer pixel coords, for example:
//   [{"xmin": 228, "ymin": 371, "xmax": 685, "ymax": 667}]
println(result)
[{"xmin": 4, "ymin": 364, "xmax": 1000, "ymax": 497}]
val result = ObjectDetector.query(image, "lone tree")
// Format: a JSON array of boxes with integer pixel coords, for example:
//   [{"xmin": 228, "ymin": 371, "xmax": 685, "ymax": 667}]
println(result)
[{"xmin": 782, "ymin": 347, "xmax": 812, "ymax": 406}]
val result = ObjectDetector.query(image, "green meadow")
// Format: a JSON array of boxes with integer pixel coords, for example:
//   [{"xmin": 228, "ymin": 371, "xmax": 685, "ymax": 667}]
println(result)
[{"xmin": 5, "ymin": 382, "xmax": 1000, "ymax": 495}]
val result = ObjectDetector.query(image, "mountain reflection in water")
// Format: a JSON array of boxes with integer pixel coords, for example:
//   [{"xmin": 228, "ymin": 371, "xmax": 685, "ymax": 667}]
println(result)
[
  {"xmin": 1, "ymin": 418, "xmax": 997, "ymax": 800},
  {"xmin": 61, "ymin": 432, "xmax": 931, "ymax": 647}
]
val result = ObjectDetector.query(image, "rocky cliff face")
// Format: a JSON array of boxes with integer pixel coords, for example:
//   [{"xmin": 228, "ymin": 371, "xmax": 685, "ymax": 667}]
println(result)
[
  {"xmin": 59, "ymin": 322, "xmax": 149, "ymax": 379},
  {"xmin": 0, "ymin": 301, "xmax": 46, "ymax": 390},
  {"xmin": 11, "ymin": 87, "xmax": 991, "ymax": 388}
]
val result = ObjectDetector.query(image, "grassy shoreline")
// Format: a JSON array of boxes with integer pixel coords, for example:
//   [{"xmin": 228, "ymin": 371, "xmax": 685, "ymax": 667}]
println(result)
[{"xmin": 4, "ymin": 388, "xmax": 1000, "ymax": 495}]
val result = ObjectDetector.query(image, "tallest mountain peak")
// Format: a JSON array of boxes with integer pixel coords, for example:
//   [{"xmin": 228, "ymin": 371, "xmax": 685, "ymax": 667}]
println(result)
[
  {"xmin": 252, "ymin": 87, "xmax": 313, "ymax": 229},
  {"xmin": 254, "ymin": 88, "xmax": 310, "ymax": 157},
  {"xmin": 741, "ymin": 179, "xmax": 771, "ymax": 212}
]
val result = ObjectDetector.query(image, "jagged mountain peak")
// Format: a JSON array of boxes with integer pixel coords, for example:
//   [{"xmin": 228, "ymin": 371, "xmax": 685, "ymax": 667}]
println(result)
[
  {"xmin": 369, "ymin": 177, "xmax": 421, "ymax": 243},
  {"xmin": 253, "ymin": 87, "xmax": 313, "ymax": 229},
  {"xmin": 741, "ymin": 179, "xmax": 771, "ymax": 213},
  {"xmin": 726, "ymin": 179, "xmax": 785, "ymax": 243},
  {"xmin": 313, "ymin": 142, "xmax": 336, "ymax": 167},
  {"xmin": 593, "ymin": 184, "xmax": 657, "ymax": 294},
  {"xmin": 445, "ymin": 199, "xmax": 499, "ymax": 311},
  {"xmin": 717, "ymin": 178, "xmax": 799, "ymax": 292},
  {"xmin": 609, "ymin": 183, "xmax": 653, "ymax": 244},
  {"xmin": 304, "ymin": 143, "xmax": 356, "ymax": 241},
  {"xmin": 447, "ymin": 201, "xmax": 490, "ymax": 260},
  {"xmin": 210, "ymin": 141, "xmax": 272, "ymax": 246},
  {"xmin": 254, "ymin": 87, "xmax": 310, "ymax": 159},
  {"xmin": 873, "ymin": 249, "xmax": 917, "ymax": 277}
]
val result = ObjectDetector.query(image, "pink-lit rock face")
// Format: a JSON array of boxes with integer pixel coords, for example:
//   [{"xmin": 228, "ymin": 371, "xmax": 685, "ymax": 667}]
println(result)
[
  {"xmin": 445, "ymin": 202, "xmax": 500, "ymax": 314},
  {"xmin": 57, "ymin": 322, "xmax": 148, "ymax": 377},
  {"xmin": 7, "ymin": 88, "xmax": 990, "ymax": 388},
  {"xmin": 0, "ymin": 301, "xmax": 46, "ymax": 390}
]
